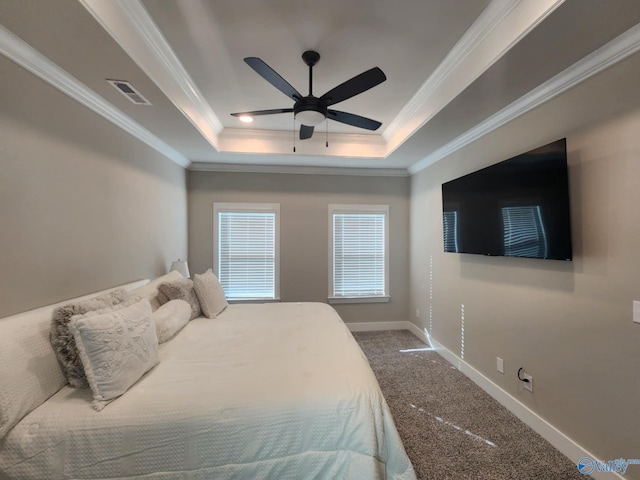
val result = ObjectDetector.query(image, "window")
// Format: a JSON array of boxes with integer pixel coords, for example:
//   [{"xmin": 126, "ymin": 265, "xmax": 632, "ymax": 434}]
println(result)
[
  {"xmin": 213, "ymin": 203, "xmax": 280, "ymax": 301},
  {"xmin": 329, "ymin": 204, "xmax": 389, "ymax": 304}
]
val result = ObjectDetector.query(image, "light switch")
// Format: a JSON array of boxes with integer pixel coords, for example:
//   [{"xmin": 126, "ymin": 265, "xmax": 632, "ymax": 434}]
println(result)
[
  {"xmin": 497, "ymin": 357, "xmax": 504, "ymax": 374},
  {"xmin": 634, "ymin": 301, "xmax": 640, "ymax": 324}
]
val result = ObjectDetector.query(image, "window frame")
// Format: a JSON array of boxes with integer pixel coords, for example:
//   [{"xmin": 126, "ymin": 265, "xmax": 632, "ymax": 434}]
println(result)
[
  {"xmin": 328, "ymin": 204, "xmax": 390, "ymax": 304},
  {"xmin": 213, "ymin": 202, "xmax": 281, "ymax": 302}
]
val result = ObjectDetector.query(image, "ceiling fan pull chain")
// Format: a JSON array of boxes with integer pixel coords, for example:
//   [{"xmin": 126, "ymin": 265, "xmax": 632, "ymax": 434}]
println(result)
[
  {"xmin": 326, "ymin": 118, "xmax": 329, "ymax": 148},
  {"xmin": 293, "ymin": 116, "xmax": 296, "ymax": 153}
]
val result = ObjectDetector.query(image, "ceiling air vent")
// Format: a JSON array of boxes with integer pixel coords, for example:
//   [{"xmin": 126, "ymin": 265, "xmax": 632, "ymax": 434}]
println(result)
[{"xmin": 107, "ymin": 79, "xmax": 152, "ymax": 106}]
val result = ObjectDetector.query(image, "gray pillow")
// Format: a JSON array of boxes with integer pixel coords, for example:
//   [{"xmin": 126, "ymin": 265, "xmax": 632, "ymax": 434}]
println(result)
[
  {"xmin": 157, "ymin": 278, "xmax": 202, "ymax": 320},
  {"xmin": 193, "ymin": 269, "xmax": 228, "ymax": 319},
  {"xmin": 50, "ymin": 289, "xmax": 132, "ymax": 388}
]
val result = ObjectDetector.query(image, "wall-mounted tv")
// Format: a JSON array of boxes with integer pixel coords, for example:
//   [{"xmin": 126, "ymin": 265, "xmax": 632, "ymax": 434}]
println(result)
[{"xmin": 441, "ymin": 138, "xmax": 572, "ymax": 261}]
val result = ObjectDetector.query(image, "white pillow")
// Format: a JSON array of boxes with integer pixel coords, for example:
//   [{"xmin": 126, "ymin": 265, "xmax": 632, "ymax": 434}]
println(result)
[
  {"xmin": 193, "ymin": 269, "xmax": 228, "ymax": 318},
  {"xmin": 152, "ymin": 299, "xmax": 191, "ymax": 343},
  {"xmin": 128, "ymin": 270, "xmax": 184, "ymax": 311},
  {"xmin": 69, "ymin": 298, "xmax": 159, "ymax": 411}
]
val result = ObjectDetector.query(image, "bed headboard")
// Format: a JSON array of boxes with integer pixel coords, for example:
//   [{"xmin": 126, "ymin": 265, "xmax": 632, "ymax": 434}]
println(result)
[{"xmin": 0, "ymin": 279, "xmax": 150, "ymax": 439}]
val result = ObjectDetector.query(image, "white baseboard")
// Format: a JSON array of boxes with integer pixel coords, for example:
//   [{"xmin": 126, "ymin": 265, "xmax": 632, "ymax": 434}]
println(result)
[
  {"xmin": 405, "ymin": 322, "xmax": 430, "ymax": 344},
  {"xmin": 413, "ymin": 330, "xmax": 625, "ymax": 480},
  {"xmin": 350, "ymin": 320, "xmax": 624, "ymax": 480}
]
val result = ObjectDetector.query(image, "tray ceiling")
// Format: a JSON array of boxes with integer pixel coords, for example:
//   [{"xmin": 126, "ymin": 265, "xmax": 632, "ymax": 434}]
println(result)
[{"xmin": 2, "ymin": 0, "xmax": 640, "ymax": 173}]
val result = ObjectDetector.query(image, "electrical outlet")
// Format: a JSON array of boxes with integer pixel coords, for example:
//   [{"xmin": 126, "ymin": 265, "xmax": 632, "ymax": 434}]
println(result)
[
  {"xmin": 522, "ymin": 373, "xmax": 533, "ymax": 392},
  {"xmin": 496, "ymin": 357, "xmax": 504, "ymax": 374},
  {"xmin": 416, "ymin": 308, "xmax": 420, "ymax": 319}
]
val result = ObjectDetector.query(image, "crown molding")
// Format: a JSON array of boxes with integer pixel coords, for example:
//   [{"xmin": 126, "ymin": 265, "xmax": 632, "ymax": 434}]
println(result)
[
  {"xmin": 189, "ymin": 162, "xmax": 409, "ymax": 177},
  {"xmin": 218, "ymin": 128, "xmax": 387, "ymax": 158},
  {"xmin": 382, "ymin": 0, "xmax": 521, "ymax": 140},
  {"xmin": 79, "ymin": 0, "xmax": 223, "ymax": 150},
  {"xmin": 383, "ymin": 0, "xmax": 565, "ymax": 156},
  {"xmin": 0, "ymin": 25, "xmax": 190, "ymax": 168},
  {"xmin": 221, "ymin": 128, "xmax": 386, "ymax": 145},
  {"xmin": 408, "ymin": 23, "xmax": 640, "ymax": 175}
]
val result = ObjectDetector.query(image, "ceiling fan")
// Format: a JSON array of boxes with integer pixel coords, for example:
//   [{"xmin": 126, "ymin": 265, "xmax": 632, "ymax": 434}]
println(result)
[{"xmin": 231, "ymin": 50, "xmax": 387, "ymax": 141}]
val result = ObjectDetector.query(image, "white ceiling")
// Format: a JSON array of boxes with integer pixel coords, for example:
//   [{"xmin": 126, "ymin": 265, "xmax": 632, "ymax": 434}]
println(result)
[{"xmin": 2, "ymin": 0, "xmax": 640, "ymax": 173}]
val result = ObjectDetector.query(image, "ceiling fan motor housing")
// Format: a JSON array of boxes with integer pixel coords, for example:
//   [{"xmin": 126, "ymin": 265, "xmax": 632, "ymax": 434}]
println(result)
[{"xmin": 294, "ymin": 96, "xmax": 327, "ymax": 126}]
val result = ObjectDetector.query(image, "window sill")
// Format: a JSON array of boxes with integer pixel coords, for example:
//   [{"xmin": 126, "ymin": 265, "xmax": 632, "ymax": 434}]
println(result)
[
  {"xmin": 328, "ymin": 296, "xmax": 390, "ymax": 305},
  {"xmin": 228, "ymin": 297, "xmax": 281, "ymax": 304}
]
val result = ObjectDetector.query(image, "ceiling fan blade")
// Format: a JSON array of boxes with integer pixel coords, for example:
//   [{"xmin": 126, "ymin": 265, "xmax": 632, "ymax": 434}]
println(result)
[
  {"xmin": 300, "ymin": 125, "xmax": 314, "ymax": 140},
  {"xmin": 231, "ymin": 108, "xmax": 293, "ymax": 117},
  {"xmin": 319, "ymin": 67, "xmax": 386, "ymax": 106},
  {"xmin": 327, "ymin": 110, "xmax": 382, "ymax": 131},
  {"xmin": 244, "ymin": 57, "xmax": 302, "ymax": 101}
]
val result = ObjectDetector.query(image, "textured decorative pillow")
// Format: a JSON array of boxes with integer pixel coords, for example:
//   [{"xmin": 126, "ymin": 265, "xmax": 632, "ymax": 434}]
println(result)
[
  {"xmin": 127, "ymin": 270, "xmax": 184, "ymax": 311},
  {"xmin": 68, "ymin": 298, "xmax": 159, "ymax": 411},
  {"xmin": 193, "ymin": 269, "xmax": 228, "ymax": 319},
  {"xmin": 50, "ymin": 289, "xmax": 132, "ymax": 388},
  {"xmin": 151, "ymin": 299, "xmax": 191, "ymax": 343},
  {"xmin": 157, "ymin": 278, "xmax": 202, "ymax": 320}
]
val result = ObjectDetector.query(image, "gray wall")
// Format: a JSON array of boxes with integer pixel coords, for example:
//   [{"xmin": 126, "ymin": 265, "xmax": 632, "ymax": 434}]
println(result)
[
  {"xmin": 0, "ymin": 56, "xmax": 188, "ymax": 318},
  {"xmin": 409, "ymin": 52, "xmax": 640, "ymax": 470},
  {"xmin": 189, "ymin": 171, "xmax": 410, "ymax": 324}
]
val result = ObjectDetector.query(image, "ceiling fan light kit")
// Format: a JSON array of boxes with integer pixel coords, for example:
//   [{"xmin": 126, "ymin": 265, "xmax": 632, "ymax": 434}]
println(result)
[
  {"xmin": 294, "ymin": 98, "xmax": 327, "ymax": 126},
  {"xmin": 295, "ymin": 109, "xmax": 326, "ymax": 126},
  {"xmin": 231, "ymin": 50, "xmax": 386, "ymax": 144}
]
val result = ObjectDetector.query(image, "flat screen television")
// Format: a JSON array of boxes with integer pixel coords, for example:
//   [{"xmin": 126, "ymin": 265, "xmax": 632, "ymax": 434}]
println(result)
[{"xmin": 441, "ymin": 138, "xmax": 572, "ymax": 260}]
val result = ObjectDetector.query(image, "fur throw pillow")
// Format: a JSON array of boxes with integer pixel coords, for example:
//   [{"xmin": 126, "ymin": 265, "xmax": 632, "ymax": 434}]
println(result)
[
  {"xmin": 157, "ymin": 278, "xmax": 202, "ymax": 320},
  {"xmin": 50, "ymin": 289, "xmax": 133, "ymax": 388}
]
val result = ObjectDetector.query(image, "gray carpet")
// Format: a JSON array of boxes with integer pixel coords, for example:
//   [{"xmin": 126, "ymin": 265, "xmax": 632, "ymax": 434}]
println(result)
[{"xmin": 352, "ymin": 330, "xmax": 587, "ymax": 480}]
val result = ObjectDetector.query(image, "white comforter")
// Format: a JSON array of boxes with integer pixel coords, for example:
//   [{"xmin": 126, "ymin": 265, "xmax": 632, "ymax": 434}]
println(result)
[{"xmin": 0, "ymin": 302, "xmax": 416, "ymax": 479}]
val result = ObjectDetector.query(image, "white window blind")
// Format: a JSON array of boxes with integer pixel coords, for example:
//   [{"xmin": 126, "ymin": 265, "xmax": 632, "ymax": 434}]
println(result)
[
  {"xmin": 329, "ymin": 205, "xmax": 389, "ymax": 301},
  {"xmin": 214, "ymin": 203, "xmax": 279, "ymax": 300}
]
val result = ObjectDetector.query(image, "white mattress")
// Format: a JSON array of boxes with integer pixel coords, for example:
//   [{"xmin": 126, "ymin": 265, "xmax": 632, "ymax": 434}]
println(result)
[{"xmin": 0, "ymin": 302, "xmax": 416, "ymax": 479}]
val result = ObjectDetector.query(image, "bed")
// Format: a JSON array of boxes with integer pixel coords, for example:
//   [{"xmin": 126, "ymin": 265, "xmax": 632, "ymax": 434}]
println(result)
[{"xmin": 0, "ymin": 275, "xmax": 416, "ymax": 479}]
